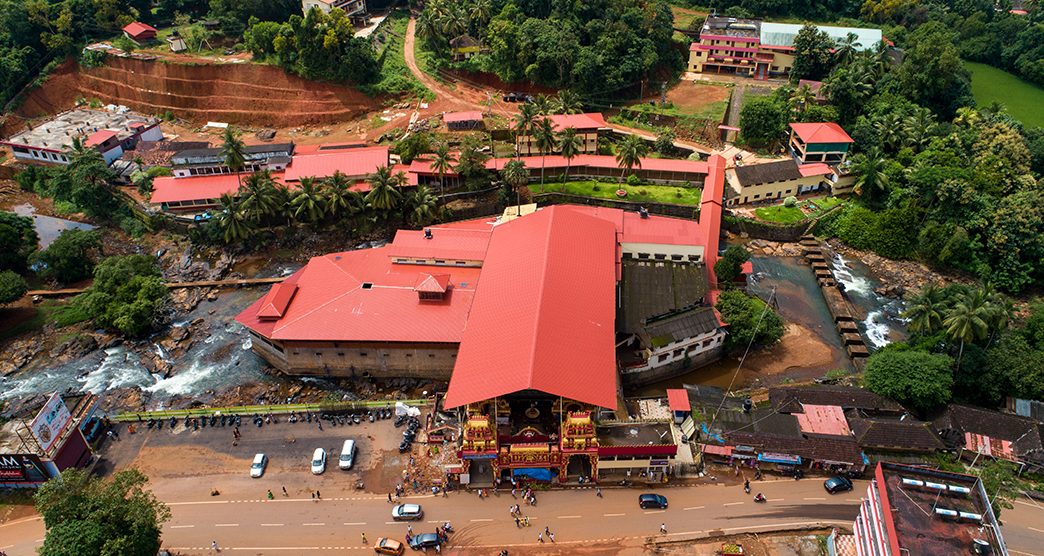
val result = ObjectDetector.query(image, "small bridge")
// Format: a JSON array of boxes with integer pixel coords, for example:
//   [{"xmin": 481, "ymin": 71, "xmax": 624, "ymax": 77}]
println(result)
[{"xmin": 26, "ymin": 276, "xmax": 286, "ymax": 298}]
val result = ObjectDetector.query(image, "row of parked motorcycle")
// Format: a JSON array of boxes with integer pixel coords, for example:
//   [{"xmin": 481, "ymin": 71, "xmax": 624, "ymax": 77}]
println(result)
[
  {"xmin": 141, "ymin": 408, "xmax": 403, "ymax": 431},
  {"xmin": 398, "ymin": 415, "xmax": 422, "ymax": 453}
]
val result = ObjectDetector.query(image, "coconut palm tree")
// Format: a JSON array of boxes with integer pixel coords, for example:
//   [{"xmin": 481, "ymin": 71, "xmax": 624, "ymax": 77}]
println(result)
[
  {"xmin": 220, "ymin": 126, "xmax": 247, "ymax": 188},
  {"xmin": 513, "ymin": 102, "xmax": 538, "ymax": 158},
  {"xmin": 615, "ymin": 134, "xmax": 648, "ymax": 179},
  {"xmin": 531, "ymin": 94, "xmax": 553, "ymax": 115},
  {"xmin": 902, "ymin": 284, "xmax": 945, "ymax": 335},
  {"xmin": 789, "ymin": 85, "xmax": 816, "ymax": 116},
  {"xmin": 365, "ymin": 166, "xmax": 402, "ymax": 216},
  {"xmin": 417, "ymin": 9, "xmax": 441, "ymax": 43},
  {"xmin": 290, "ymin": 177, "xmax": 326, "ymax": 226},
  {"xmin": 532, "ymin": 118, "xmax": 557, "ymax": 185},
  {"xmin": 552, "ymin": 90, "xmax": 583, "ymax": 114},
  {"xmin": 406, "ymin": 185, "xmax": 440, "ymax": 226},
  {"xmin": 239, "ymin": 171, "xmax": 280, "ymax": 225},
  {"xmin": 469, "ymin": 0, "xmax": 492, "ymax": 29},
  {"xmin": 943, "ymin": 288, "xmax": 992, "ymax": 371},
  {"xmin": 441, "ymin": 5, "xmax": 468, "ymax": 39},
  {"xmin": 430, "ymin": 142, "xmax": 455, "ymax": 195},
  {"xmin": 874, "ymin": 112, "xmax": 905, "ymax": 152},
  {"xmin": 833, "ymin": 32, "xmax": 861, "ymax": 66},
  {"xmin": 902, "ymin": 107, "xmax": 938, "ymax": 152},
  {"xmin": 851, "ymin": 150, "xmax": 889, "ymax": 207},
  {"xmin": 323, "ymin": 171, "xmax": 361, "ymax": 222},
  {"xmin": 501, "ymin": 159, "xmax": 528, "ymax": 193},
  {"xmin": 558, "ymin": 127, "xmax": 582, "ymax": 182},
  {"xmin": 214, "ymin": 193, "xmax": 254, "ymax": 244}
]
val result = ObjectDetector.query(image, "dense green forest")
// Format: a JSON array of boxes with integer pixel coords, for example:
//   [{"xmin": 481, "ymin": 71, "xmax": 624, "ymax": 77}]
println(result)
[{"xmin": 415, "ymin": 0, "xmax": 682, "ymax": 95}]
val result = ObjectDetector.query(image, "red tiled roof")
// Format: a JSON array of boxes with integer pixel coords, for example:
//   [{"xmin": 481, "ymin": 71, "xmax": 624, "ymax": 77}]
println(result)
[
  {"xmin": 151, "ymin": 172, "xmax": 288, "ymax": 204},
  {"xmin": 85, "ymin": 129, "xmax": 117, "ymax": 147},
  {"xmin": 257, "ymin": 283, "xmax": 298, "ymax": 319},
  {"xmin": 795, "ymin": 404, "xmax": 851, "ymax": 436},
  {"xmin": 444, "ymin": 207, "xmax": 620, "ymax": 409},
  {"xmin": 740, "ymin": 261, "xmax": 754, "ymax": 274},
  {"xmin": 444, "ymin": 111, "xmax": 483, "ymax": 123},
  {"xmin": 387, "ymin": 228, "xmax": 492, "ymax": 261},
  {"xmin": 789, "ymin": 122, "xmax": 854, "ymax": 144},
  {"xmin": 414, "ymin": 273, "xmax": 450, "ymax": 293},
  {"xmin": 123, "ymin": 22, "xmax": 157, "ymax": 37},
  {"xmin": 284, "ymin": 146, "xmax": 388, "ymax": 181},
  {"xmin": 542, "ymin": 113, "xmax": 607, "ymax": 132},
  {"xmin": 409, "ymin": 157, "xmax": 460, "ymax": 177},
  {"xmin": 798, "ymin": 162, "xmax": 833, "ymax": 177},
  {"xmin": 699, "ymin": 155, "xmax": 726, "ymax": 288},
  {"xmin": 236, "ymin": 247, "xmax": 482, "ymax": 343},
  {"xmin": 667, "ymin": 389, "xmax": 691, "ymax": 412},
  {"xmin": 485, "ymin": 154, "xmax": 709, "ymax": 174}
]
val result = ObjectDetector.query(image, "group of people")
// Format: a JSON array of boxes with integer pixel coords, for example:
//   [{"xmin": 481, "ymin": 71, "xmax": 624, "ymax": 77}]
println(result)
[{"xmin": 508, "ymin": 504, "xmax": 531, "ymax": 527}]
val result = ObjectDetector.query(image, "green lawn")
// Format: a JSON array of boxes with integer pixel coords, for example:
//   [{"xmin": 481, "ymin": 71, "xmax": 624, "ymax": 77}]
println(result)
[
  {"xmin": 0, "ymin": 300, "xmax": 89, "ymax": 342},
  {"xmin": 965, "ymin": 61, "xmax": 1044, "ymax": 128},
  {"xmin": 530, "ymin": 180, "xmax": 703, "ymax": 205},
  {"xmin": 754, "ymin": 196, "xmax": 845, "ymax": 223}
]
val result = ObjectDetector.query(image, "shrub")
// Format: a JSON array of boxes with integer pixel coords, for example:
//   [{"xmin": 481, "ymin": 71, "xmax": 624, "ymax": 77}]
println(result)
[
  {"xmin": 0, "ymin": 270, "xmax": 28, "ymax": 304},
  {"xmin": 626, "ymin": 174, "xmax": 641, "ymax": 186},
  {"xmin": 592, "ymin": 185, "xmax": 601, "ymax": 192},
  {"xmin": 864, "ymin": 349, "xmax": 953, "ymax": 414},
  {"xmin": 784, "ymin": 196, "xmax": 797, "ymax": 207},
  {"xmin": 715, "ymin": 289, "xmax": 785, "ymax": 349}
]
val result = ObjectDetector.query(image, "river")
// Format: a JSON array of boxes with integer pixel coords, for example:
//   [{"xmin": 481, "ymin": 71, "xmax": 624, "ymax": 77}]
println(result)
[{"xmin": 12, "ymin": 203, "xmax": 96, "ymax": 248}]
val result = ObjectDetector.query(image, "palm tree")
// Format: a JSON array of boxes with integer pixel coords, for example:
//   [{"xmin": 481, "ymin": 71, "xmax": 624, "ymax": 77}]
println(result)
[
  {"xmin": 851, "ymin": 150, "xmax": 889, "ymax": 207},
  {"xmin": 902, "ymin": 107, "xmax": 938, "ymax": 152},
  {"xmin": 874, "ymin": 112, "xmax": 905, "ymax": 152},
  {"xmin": 417, "ymin": 9, "xmax": 441, "ymax": 44},
  {"xmin": 501, "ymin": 159, "xmax": 528, "ymax": 194},
  {"xmin": 220, "ymin": 126, "xmax": 247, "ymax": 188},
  {"xmin": 441, "ymin": 5, "xmax": 468, "ymax": 39},
  {"xmin": 513, "ymin": 102, "xmax": 538, "ymax": 158},
  {"xmin": 615, "ymin": 134, "xmax": 648, "ymax": 179},
  {"xmin": 323, "ymin": 171, "xmax": 360, "ymax": 221},
  {"xmin": 532, "ymin": 118, "xmax": 557, "ymax": 185},
  {"xmin": 365, "ymin": 166, "xmax": 403, "ymax": 216},
  {"xmin": 469, "ymin": 0, "xmax": 492, "ymax": 29},
  {"xmin": 239, "ymin": 171, "xmax": 280, "ymax": 225},
  {"xmin": 214, "ymin": 193, "xmax": 254, "ymax": 244},
  {"xmin": 430, "ymin": 142, "xmax": 454, "ymax": 195},
  {"xmin": 833, "ymin": 32, "xmax": 861, "ymax": 66},
  {"xmin": 943, "ymin": 288, "xmax": 992, "ymax": 371},
  {"xmin": 558, "ymin": 127, "xmax": 582, "ymax": 182},
  {"xmin": 552, "ymin": 90, "xmax": 583, "ymax": 114},
  {"xmin": 531, "ymin": 94, "xmax": 552, "ymax": 115},
  {"xmin": 290, "ymin": 177, "xmax": 326, "ymax": 226},
  {"xmin": 406, "ymin": 185, "xmax": 440, "ymax": 226},
  {"xmin": 902, "ymin": 284, "xmax": 945, "ymax": 335},
  {"xmin": 789, "ymin": 85, "xmax": 816, "ymax": 116}
]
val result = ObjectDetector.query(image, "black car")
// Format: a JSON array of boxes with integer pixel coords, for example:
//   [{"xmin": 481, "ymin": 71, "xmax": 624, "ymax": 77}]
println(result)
[
  {"xmin": 408, "ymin": 533, "xmax": 440, "ymax": 550},
  {"xmin": 824, "ymin": 475, "xmax": 854, "ymax": 494},
  {"xmin": 638, "ymin": 493, "xmax": 668, "ymax": 509}
]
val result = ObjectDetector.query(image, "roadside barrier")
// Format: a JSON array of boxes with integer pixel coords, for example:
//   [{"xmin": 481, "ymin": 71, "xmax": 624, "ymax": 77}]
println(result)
[{"xmin": 112, "ymin": 398, "xmax": 431, "ymax": 422}]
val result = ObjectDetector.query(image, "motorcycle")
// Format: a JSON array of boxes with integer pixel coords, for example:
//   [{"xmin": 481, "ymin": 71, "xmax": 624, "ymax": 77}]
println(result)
[{"xmin": 754, "ymin": 493, "xmax": 766, "ymax": 503}]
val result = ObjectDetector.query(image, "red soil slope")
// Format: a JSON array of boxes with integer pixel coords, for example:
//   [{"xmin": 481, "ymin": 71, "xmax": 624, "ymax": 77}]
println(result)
[{"xmin": 11, "ymin": 58, "xmax": 379, "ymax": 128}]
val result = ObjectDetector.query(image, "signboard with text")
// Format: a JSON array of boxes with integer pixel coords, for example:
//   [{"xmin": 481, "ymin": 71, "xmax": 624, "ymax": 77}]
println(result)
[
  {"xmin": 29, "ymin": 393, "xmax": 72, "ymax": 454},
  {"xmin": 0, "ymin": 453, "xmax": 49, "ymax": 483}
]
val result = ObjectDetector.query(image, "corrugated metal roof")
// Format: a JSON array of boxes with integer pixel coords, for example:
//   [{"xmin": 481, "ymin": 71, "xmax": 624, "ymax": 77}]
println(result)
[
  {"xmin": 789, "ymin": 122, "xmax": 854, "ymax": 144},
  {"xmin": 283, "ymin": 146, "xmax": 389, "ymax": 181},
  {"xmin": 759, "ymin": 22, "xmax": 882, "ymax": 50}
]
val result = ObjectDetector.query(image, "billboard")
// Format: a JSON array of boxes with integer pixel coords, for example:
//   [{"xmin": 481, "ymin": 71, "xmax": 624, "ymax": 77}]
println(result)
[
  {"xmin": 30, "ymin": 393, "xmax": 72, "ymax": 453},
  {"xmin": 0, "ymin": 453, "xmax": 50, "ymax": 483}
]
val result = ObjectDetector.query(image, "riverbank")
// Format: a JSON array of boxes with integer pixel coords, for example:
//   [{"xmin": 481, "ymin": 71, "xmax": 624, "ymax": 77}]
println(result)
[{"xmin": 827, "ymin": 239, "xmax": 974, "ymax": 297}]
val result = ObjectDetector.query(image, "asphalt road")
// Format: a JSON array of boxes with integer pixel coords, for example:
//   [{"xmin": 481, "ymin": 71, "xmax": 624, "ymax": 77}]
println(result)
[{"xmin": 4, "ymin": 477, "xmax": 1043, "ymax": 555}]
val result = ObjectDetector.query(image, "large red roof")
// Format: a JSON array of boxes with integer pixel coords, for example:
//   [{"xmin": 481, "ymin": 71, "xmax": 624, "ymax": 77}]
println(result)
[
  {"xmin": 543, "ymin": 113, "xmax": 608, "ymax": 132},
  {"xmin": 444, "ymin": 111, "xmax": 483, "ymax": 123},
  {"xmin": 485, "ymin": 154, "xmax": 708, "ymax": 174},
  {"xmin": 85, "ymin": 129, "xmax": 118, "ymax": 147},
  {"xmin": 444, "ymin": 206, "xmax": 620, "ymax": 410},
  {"xmin": 283, "ymin": 146, "xmax": 389, "ymax": 181},
  {"xmin": 789, "ymin": 122, "xmax": 854, "ymax": 144},
  {"xmin": 236, "ymin": 247, "xmax": 482, "ymax": 343},
  {"xmin": 122, "ymin": 22, "xmax": 157, "ymax": 38},
  {"xmin": 387, "ymin": 228, "xmax": 492, "ymax": 261},
  {"xmin": 151, "ymin": 172, "xmax": 287, "ymax": 204}
]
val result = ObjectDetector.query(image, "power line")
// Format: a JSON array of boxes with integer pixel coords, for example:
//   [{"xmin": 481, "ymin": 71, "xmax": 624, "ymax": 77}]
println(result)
[{"xmin": 710, "ymin": 285, "xmax": 777, "ymax": 428}]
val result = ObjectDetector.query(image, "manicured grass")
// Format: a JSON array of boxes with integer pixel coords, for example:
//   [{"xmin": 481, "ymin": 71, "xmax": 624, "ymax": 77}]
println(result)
[
  {"xmin": 625, "ymin": 95, "xmax": 730, "ymax": 121},
  {"xmin": 965, "ymin": 61, "xmax": 1044, "ymax": 128},
  {"xmin": 753, "ymin": 196, "xmax": 846, "ymax": 223},
  {"xmin": 754, "ymin": 204, "xmax": 806, "ymax": 223},
  {"xmin": 529, "ymin": 180, "xmax": 702, "ymax": 205}
]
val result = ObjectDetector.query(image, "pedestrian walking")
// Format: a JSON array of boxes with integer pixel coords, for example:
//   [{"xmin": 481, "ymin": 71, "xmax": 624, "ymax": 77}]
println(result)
[
  {"xmin": 318, "ymin": 420, "xmax": 323, "ymax": 431},
  {"xmin": 267, "ymin": 489, "xmax": 273, "ymax": 500},
  {"xmin": 316, "ymin": 490, "xmax": 321, "ymax": 500},
  {"xmin": 388, "ymin": 492, "xmax": 393, "ymax": 503},
  {"xmin": 544, "ymin": 526, "xmax": 550, "ymax": 536},
  {"xmin": 435, "ymin": 544, "xmax": 441, "ymax": 554},
  {"xmin": 407, "ymin": 524, "xmax": 413, "ymax": 535},
  {"xmin": 106, "ymin": 430, "xmax": 114, "ymax": 441},
  {"xmin": 515, "ymin": 516, "xmax": 521, "ymax": 528},
  {"xmin": 596, "ymin": 487, "xmax": 602, "ymax": 498},
  {"xmin": 311, "ymin": 491, "xmax": 315, "ymax": 500},
  {"xmin": 538, "ymin": 533, "xmax": 544, "ymax": 543},
  {"xmin": 361, "ymin": 532, "xmax": 367, "ymax": 544},
  {"xmin": 211, "ymin": 540, "xmax": 220, "ymax": 552},
  {"xmin": 549, "ymin": 532, "xmax": 555, "ymax": 543},
  {"xmin": 511, "ymin": 488, "xmax": 517, "ymax": 498},
  {"xmin": 112, "ymin": 430, "xmax": 120, "ymax": 440},
  {"xmin": 660, "ymin": 523, "xmax": 667, "ymax": 534},
  {"xmin": 282, "ymin": 486, "xmax": 288, "ymax": 497}
]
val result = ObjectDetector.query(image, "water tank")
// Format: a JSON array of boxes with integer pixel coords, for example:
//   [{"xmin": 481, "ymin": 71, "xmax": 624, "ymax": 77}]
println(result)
[
  {"xmin": 925, "ymin": 481, "xmax": 947, "ymax": 491},
  {"xmin": 901, "ymin": 478, "xmax": 924, "ymax": 488},
  {"xmin": 959, "ymin": 511, "xmax": 983, "ymax": 522},
  {"xmin": 948, "ymin": 485, "xmax": 972, "ymax": 495},
  {"xmin": 934, "ymin": 508, "xmax": 959, "ymax": 519}
]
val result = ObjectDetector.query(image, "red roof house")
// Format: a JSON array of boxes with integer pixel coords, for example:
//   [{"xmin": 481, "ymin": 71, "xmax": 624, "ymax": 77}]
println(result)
[
  {"xmin": 123, "ymin": 22, "xmax": 158, "ymax": 43},
  {"xmin": 789, "ymin": 122, "xmax": 854, "ymax": 144}
]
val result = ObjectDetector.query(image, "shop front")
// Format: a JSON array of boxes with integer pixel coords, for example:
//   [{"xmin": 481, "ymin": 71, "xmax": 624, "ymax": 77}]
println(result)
[{"xmin": 757, "ymin": 452, "xmax": 803, "ymax": 474}]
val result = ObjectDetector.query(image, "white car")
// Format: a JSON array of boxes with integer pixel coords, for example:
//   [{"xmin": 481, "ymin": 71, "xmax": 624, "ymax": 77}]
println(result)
[
  {"xmin": 310, "ymin": 448, "xmax": 326, "ymax": 475},
  {"xmin": 391, "ymin": 503, "xmax": 424, "ymax": 521},
  {"xmin": 250, "ymin": 453, "xmax": 268, "ymax": 478}
]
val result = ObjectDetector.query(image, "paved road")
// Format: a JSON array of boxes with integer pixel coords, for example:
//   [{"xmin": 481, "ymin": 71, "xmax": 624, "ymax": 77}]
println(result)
[{"xmin": 3, "ymin": 478, "xmax": 1043, "ymax": 555}]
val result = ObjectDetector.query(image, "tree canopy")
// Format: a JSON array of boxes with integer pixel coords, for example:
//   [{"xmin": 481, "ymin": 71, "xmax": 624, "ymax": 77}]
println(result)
[
  {"xmin": 32, "ymin": 229, "xmax": 102, "ymax": 285},
  {"xmin": 36, "ymin": 468, "xmax": 170, "ymax": 556},
  {"xmin": 715, "ymin": 289, "xmax": 785, "ymax": 350},
  {"xmin": 0, "ymin": 269, "xmax": 28, "ymax": 305},
  {"xmin": 76, "ymin": 255, "xmax": 169, "ymax": 337},
  {"xmin": 863, "ymin": 348, "xmax": 953, "ymax": 414},
  {"xmin": 0, "ymin": 211, "xmax": 38, "ymax": 273}
]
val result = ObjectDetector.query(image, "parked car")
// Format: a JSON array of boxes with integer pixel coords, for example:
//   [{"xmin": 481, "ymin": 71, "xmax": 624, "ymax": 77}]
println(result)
[
  {"xmin": 373, "ymin": 537, "xmax": 405, "ymax": 555},
  {"xmin": 638, "ymin": 493, "xmax": 668, "ymax": 509},
  {"xmin": 339, "ymin": 439, "xmax": 357, "ymax": 470},
  {"xmin": 310, "ymin": 447, "xmax": 327, "ymax": 475},
  {"xmin": 408, "ymin": 533, "xmax": 440, "ymax": 550},
  {"xmin": 249, "ymin": 453, "xmax": 268, "ymax": 478},
  {"xmin": 824, "ymin": 475, "xmax": 853, "ymax": 494},
  {"xmin": 391, "ymin": 503, "xmax": 424, "ymax": 521}
]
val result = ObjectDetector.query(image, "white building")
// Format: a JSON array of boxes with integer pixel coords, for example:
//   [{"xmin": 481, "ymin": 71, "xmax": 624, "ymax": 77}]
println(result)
[
  {"xmin": 301, "ymin": 0, "xmax": 367, "ymax": 25},
  {"xmin": 1, "ymin": 109, "xmax": 163, "ymax": 166}
]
